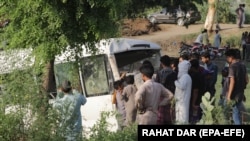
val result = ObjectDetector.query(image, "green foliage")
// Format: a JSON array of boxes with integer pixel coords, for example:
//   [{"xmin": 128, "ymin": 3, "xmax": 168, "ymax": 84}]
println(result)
[
  {"xmin": 224, "ymin": 35, "xmax": 241, "ymax": 48},
  {"xmin": 0, "ymin": 112, "xmax": 26, "ymax": 141},
  {"xmin": 0, "ymin": 1, "xmax": 135, "ymax": 129},
  {"xmin": 198, "ymin": 92, "xmax": 215, "ymax": 124},
  {"xmin": 0, "ymin": 69, "xmax": 39, "ymax": 105},
  {"xmin": 216, "ymin": 1, "xmax": 235, "ymax": 23},
  {"xmin": 193, "ymin": 0, "xmax": 236, "ymax": 24},
  {"xmin": 181, "ymin": 33, "xmax": 198, "ymax": 43},
  {"xmin": 0, "ymin": 0, "xmax": 130, "ymax": 63},
  {"xmin": 0, "ymin": 67, "xmax": 68, "ymax": 141},
  {"xmin": 0, "ymin": 0, "xmax": 135, "ymax": 95},
  {"xmin": 86, "ymin": 111, "xmax": 115, "ymax": 140},
  {"xmin": 26, "ymin": 106, "xmax": 65, "ymax": 141},
  {"xmin": 85, "ymin": 111, "xmax": 137, "ymax": 141},
  {"xmin": 193, "ymin": 1, "xmax": 208, "ymax": 23},
  {"xmin": 197, "ymin": 92, "xmax": 233, "ymax": 125}
]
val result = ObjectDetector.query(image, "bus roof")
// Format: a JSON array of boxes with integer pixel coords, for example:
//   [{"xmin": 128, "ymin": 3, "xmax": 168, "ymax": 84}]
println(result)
[
  {"xmin": 55, "ymin": 38, "xmax": 161, "ymax": 63},
  {"xmin": 103, "ymin": 38, "xmax": 161, "ymax": 54}
]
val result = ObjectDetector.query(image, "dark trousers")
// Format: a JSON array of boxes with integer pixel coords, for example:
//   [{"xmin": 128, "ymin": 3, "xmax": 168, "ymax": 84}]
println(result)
[
  {"xmin": 242, "ymin": 44, "xmax": 246, "ymax": 60},
  {"xmin": 246, "ymin": 44, "xmax": 250, "ymax": 60}
]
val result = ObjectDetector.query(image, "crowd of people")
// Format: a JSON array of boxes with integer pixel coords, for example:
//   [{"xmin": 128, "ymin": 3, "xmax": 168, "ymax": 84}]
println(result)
[
  {"xmin": 50, "ymin": 41, "xmax": 248, "ymax": 140},
  {"xmin": 50, "ymin": 50, "xmax": 248, "ymax": 141},
  {"xmin": 112, "ymin": 48, "xmax": 248, "ymax": 129}
]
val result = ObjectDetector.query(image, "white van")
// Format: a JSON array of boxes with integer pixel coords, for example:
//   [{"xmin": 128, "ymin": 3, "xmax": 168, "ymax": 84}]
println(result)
[{"xmin": 0, "ymin": 38, "xmax": 161, "ymax": 132}]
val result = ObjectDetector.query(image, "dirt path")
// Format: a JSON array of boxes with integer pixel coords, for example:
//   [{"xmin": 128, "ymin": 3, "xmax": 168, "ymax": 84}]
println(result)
[
  {"xmin": 132, "ymin": 23, "xmax": 249, "ymax": 42},
  {"xmin": 127, "ymin": 23, "xmax": 250, "ymax": 57}
]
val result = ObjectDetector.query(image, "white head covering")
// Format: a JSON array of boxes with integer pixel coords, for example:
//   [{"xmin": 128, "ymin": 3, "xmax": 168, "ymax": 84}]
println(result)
[{"xmin": 178, "ymin": 60, "xmax": 191, "ymax": 78}]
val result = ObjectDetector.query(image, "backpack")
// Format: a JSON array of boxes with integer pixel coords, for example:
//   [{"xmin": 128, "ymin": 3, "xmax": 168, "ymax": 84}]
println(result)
[{"xmin": 157, "ymin": 69, "xmax": 177, "ymax": 93}]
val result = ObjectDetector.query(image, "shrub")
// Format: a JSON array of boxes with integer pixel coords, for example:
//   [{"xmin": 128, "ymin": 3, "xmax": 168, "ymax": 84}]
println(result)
[
  {"xmin": 85, "ymin": 111, "xmax": 137, "ymax": 141},
  {"xmin": 197, "ymin": 92, "xmax": 234, "ymax": 125}
]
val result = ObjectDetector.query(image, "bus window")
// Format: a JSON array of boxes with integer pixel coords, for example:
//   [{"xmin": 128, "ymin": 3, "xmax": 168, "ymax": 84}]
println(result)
[
  {"xmin": 80, "ymin": 55, "xmax": 109, "ymax": 97},
  {"xmin": 115, "ymin": 50, "xmax": 161, "ymax": 73},
  {"xmin": 54, "ymin": 62, "xmax": 82, "ymax": 93}
]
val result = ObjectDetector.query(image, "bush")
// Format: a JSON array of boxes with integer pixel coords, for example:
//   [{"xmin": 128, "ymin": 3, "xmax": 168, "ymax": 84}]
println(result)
[
  {"xmin": 197, "ymin": 92, "xmax": 235, "ymax": 125},
  {"xmin": 85, "ymin": 111, "xmax": 137, "ymax": 141},
  {"xmin": 224, "ymin": 35, "xmax": 241, "ymax": 48}
]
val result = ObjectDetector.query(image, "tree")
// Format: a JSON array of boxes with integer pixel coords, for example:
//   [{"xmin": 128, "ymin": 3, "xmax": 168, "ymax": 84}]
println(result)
[
  {"xmin": 204, "ymin": 0, "xmax": 217, "ymax": 31},
  {"xmin": 0, "ymin": 0, "xmax": 129, "ymax": 93}
]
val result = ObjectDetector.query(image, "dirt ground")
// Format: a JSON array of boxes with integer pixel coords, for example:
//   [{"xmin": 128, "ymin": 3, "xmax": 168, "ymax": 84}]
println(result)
[{"xmin": 122, "ymin": 18, "xmax": 250, "ymax": 57}]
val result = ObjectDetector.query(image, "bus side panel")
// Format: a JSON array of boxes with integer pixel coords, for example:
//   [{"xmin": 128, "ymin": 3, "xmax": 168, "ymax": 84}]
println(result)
[{"xmin": 80, "ymin": 94, "xmax": 118, "ymax": 132}]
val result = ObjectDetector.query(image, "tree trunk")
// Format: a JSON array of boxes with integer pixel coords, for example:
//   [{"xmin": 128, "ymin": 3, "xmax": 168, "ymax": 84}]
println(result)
[
  {"xmin": 204, "ymin": 0, "xmax": 217, "ymax": 32},
  {"xmin": 42, "ymin": 59, "xmax": 56, "ymax": 93}
]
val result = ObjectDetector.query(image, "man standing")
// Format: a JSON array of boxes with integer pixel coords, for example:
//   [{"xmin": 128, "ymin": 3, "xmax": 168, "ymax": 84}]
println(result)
[
  {"xmin": 53, "ymin": 80, "xmax": 87, "ymax": 141},
  {"xmin": 202, "ymin": 29, "xmax": 209, "ymax": 46},
  {"xmin": 122, "ymin": 75, "xmax": 137, "ymax": 127},
  {"xmin": 213, "ymin": 29, "xmax": 221, "ymax": 48},
  {"xmin": 241, "ymin": 4, "xmax": 246, "ymax": 27},
  {"xmin": 113, "ymin": 80, "xmax": 126, "ymax": 130},
  {"xmin": 236, "ymin": 4, "xmax": 244, "ymax": 28},
  {"xmin": 194, "ymin": 31, "xmax": 203, "ymax": 44},
  {"xmin": 200, "ymin": 52, "xmax": 218, "ymax": 99},
  {"xmin": 155, "ymin": 55, "xmax": 177, "ymax": 125},
  {"xmin": 135, "ymin": 64, "xmax": 174, "ymax": 125},
  {"xmin": 225, "ymin": 49, "xmax": 247, "ymax": 125},
  {"xmin": 188, "ymin": 59, "xmax": 206, "ymax": 124}
]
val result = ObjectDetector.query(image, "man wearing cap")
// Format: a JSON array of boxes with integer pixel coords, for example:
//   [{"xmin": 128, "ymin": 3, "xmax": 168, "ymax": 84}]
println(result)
[{"xmin": 53, "ymin": 80, "xmax": 87, "ymax": 141}]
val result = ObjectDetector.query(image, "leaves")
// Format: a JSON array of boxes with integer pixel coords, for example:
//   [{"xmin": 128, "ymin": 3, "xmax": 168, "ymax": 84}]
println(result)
[{"xmin": 0, "ymin": 0, "xmax": 130, "ymax": 61}]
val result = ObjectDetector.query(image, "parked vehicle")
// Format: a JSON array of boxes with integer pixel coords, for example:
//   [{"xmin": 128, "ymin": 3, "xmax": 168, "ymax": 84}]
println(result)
[
  {"xmin": 206, "ymin": 45, "xmax": 230, "ymax": 60},
  {"xmin": 179, "ymin": 42, "xmax": 203, "ymax": 56},
  {"xmin": 147, "ymin": 6, "xmax": 201, "ymax": 26},
  {"xmin": 0, "ymin": 38, "xmax": 162, "ymax": 134}
]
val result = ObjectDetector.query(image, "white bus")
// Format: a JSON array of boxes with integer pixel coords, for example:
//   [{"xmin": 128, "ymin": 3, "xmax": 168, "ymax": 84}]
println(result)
[{"xmin": 1, "ymin": 38, "xmax": 162, "ymax": 132}]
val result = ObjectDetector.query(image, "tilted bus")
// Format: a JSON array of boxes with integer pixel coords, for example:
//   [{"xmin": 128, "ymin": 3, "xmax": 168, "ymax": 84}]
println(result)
[{"xmin": 0, "ymin": 38, "xmax": 162, "ymax": 132}]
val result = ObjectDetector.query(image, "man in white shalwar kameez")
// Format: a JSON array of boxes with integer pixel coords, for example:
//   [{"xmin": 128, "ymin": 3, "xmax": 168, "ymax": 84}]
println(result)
[{"xmin": 174, "ymin": 60, "xmax": 192, "ymax": 124}]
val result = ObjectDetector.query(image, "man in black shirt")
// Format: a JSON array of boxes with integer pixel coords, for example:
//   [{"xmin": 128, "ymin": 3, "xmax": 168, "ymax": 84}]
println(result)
[{"xmin": 225, "ymin": 49, "xmax": 247, "ymax": 125}]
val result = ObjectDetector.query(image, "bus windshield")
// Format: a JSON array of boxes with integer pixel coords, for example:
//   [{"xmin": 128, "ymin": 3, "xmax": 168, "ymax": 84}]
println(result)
[{"xmin": 115, "ymin": 50, "xmax": 161, "ymax": 74}]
